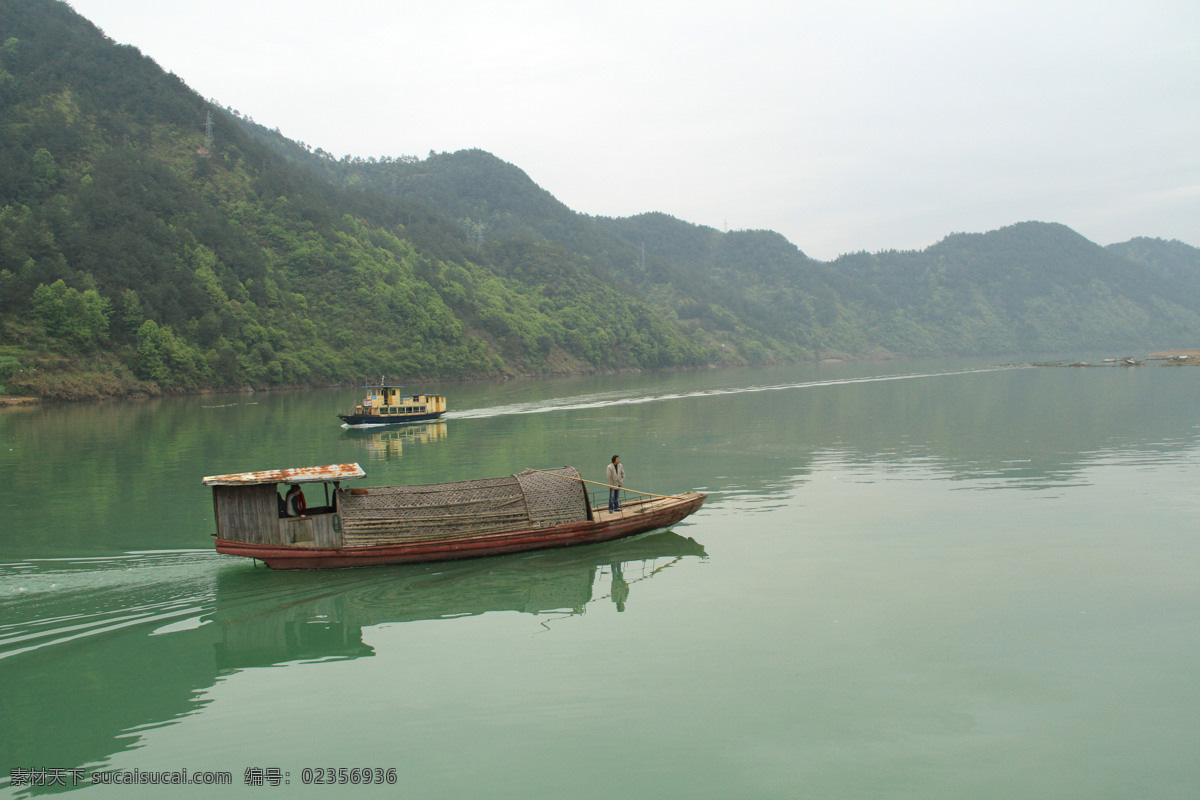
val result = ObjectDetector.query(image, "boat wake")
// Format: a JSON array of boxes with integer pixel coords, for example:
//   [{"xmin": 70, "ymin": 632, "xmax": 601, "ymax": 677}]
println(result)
[
  {"xmin": 445, "ymin": 366, "xmax": 1017, "ymax": 420},
  {"xmin": 0, "ymin": 550, "xmax": 223, "ymax": 663}
]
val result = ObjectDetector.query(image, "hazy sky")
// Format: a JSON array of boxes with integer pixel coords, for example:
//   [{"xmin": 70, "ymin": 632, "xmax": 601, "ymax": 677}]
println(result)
[{"xmin": 65, "ymin": 0, "xmax": 1199, "ymax": 260}]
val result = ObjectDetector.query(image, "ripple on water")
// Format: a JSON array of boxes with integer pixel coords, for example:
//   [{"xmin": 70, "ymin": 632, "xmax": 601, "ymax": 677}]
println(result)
[{"xmin": 0, "ymin": 550, "xmax": 225, "ymax": 663}]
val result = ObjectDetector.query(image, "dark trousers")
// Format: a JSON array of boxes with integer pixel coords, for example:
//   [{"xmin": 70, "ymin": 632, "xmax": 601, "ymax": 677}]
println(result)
[{"xmin": 608, "ymin": 488, "xmax": 621, "ymax": 511}]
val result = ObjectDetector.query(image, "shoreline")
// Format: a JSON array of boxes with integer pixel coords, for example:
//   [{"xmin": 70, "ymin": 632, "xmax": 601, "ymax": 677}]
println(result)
[
  {"xmin": 4, "ymin": 349, "xmax": 1197, "ymax": 406},
  {"xmin": 1021, "ymin": 349, "xmax": 1200, "ymax": 368}
]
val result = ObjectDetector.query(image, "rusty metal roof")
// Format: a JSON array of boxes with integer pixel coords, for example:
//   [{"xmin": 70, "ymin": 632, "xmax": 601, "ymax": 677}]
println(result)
[{"xmin": 202, "ymin": 463, "xmax": 366, "ymax": 486}]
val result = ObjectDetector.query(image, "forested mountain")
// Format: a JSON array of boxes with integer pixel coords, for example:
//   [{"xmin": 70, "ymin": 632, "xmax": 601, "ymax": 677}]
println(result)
[
  {"xmin": 1106, "ymin": 237, "xmax": 1200, "ymax": 283},
  {"xmin": 243, "ymin": 130, "xmax": 1200, "ymax": 360},
  {"xmin": 0, "ymin": 0, "xmax": 715, "ymax": 398},
  {"xmin": 832, "ymin": 224, "xmax": 1200, "ymax": 355},
  {"xmin": 1, "ymin": 0, "xmax": 1198, "ymax": 400}
]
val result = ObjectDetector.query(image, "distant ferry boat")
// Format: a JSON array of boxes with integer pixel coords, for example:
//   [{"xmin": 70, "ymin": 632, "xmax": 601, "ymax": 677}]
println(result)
[{"xmin": 338, "ymin": 385, "xmax": 446, "ymax": 426}]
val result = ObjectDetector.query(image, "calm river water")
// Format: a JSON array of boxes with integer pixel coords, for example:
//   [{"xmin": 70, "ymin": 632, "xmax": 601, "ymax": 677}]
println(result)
[{"xmin": 1, "ymin": 360, "xmax": 1198, "ymax": 798}]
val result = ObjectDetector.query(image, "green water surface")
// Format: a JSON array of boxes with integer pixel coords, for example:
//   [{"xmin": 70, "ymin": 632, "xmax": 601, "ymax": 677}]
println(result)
[{"xmin": 1, "ymin": 361, "xmax": 1198, "ymax": 798}]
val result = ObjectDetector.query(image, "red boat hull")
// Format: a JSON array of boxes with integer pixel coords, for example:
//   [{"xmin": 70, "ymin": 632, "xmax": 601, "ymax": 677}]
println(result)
[{"xmin": 215, "ymin": 492, "xmax": 705, "ymax": 569}]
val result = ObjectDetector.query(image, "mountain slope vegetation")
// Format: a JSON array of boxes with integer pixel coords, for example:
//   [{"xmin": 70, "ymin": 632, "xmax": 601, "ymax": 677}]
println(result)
[
  {"xmin": 248, "ymin": 132, "xmax": 1200, "ymax": 360},
  {"xmin": 2, "ymin": 0, "xmax": 1199, "ymax": 399},
  {"xmin": 0, "ymin": 0, "xmax": 716, "ymax": 398}
]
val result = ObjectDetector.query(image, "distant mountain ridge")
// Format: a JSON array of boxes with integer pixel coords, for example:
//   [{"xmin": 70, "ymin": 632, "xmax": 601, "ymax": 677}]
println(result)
[
  {"xmin": 1, "ymin": 0, "xmax": 1198, "ymax": 398},
  {"xmin": 250, "ymin": 136, "xmax": 1200, "ymax": 358}
]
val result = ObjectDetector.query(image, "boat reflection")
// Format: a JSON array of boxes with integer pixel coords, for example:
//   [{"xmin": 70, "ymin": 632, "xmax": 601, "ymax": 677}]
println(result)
[
  {"xmin": 339, "ymin": 421, "xmax": 448, "ymax": 461},
  {"xmin": 211, "ymin": 530, "xmax": 707, "ymax": 668},
  {"xmin": 0, "ymin": 532, "xmax": 705, "ymax": 784}
]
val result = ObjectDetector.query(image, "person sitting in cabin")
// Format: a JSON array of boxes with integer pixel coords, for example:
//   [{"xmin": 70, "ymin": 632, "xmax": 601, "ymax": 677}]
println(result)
[{"xmin": 284, "ymin": 484, "xmax": 307, "ymax": 518}]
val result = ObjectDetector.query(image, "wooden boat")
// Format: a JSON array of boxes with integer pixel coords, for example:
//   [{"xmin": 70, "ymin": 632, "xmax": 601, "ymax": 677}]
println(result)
[
  {"xmin": 338, "ymin": 385, "xmax": 446, "ymax": 426},
  {"xmin": 202, "ymin": 463, "xmax": 706, "ymax": 570}
]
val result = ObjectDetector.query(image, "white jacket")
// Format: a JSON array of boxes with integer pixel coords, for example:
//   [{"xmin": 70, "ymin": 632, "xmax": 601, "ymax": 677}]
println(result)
[{"xmin": 606, "ymin": 462, "xmax": 625, "ymax": 487}]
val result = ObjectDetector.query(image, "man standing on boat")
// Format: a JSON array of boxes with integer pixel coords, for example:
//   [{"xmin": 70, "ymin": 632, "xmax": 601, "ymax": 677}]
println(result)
[{"xmin": 606, "ymin": 455, "xmax": 625, "ymax": 512}]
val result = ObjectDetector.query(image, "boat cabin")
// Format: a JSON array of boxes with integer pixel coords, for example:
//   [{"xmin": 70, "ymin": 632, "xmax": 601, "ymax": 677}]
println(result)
[
  {"xmin": 351, "ymin": 387, "xmax": 446, "ymax": 418},
  {"xmin": 202, "ymin": 463, "xmax": 366, "ymax": 548}
]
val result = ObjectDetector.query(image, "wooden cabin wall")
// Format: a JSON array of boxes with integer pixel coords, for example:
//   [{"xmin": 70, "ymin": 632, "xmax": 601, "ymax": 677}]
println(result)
[
  {"xmin": 213, "ymin": 485, "xmax": 279, "ymax": 544},
  {"xmin": 277, "ymin": 514, "xmax": 341, "ymax": 548},
  {"xmin": 213, "ymin": 484, "xmax": 344, "ymax": 547}
]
